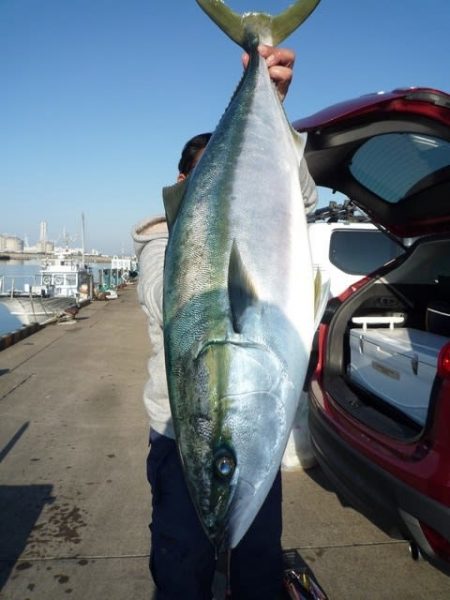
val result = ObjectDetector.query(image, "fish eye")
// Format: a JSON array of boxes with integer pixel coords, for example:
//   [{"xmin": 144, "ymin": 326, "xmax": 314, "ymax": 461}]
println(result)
[{"xmin": 214, "ymin": 453, "xmax": 236, "ymax": 480}]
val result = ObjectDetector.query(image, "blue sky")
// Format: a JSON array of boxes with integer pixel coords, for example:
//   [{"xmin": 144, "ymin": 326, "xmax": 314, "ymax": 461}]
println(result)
[{"xmin": 2, "ymin": 0, "xmax": 449, "ymax": 255}]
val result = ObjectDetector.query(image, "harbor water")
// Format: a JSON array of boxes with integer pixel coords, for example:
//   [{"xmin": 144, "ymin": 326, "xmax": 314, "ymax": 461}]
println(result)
[{"xmin": 0, "ymin": 260, "xmax": 40, "ymax": 336}]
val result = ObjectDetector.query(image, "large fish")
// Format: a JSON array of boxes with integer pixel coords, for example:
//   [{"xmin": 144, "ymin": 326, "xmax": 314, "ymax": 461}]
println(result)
[{"xmin": 163, "ymin": 0, "xmax": 320, "ymax": 550}]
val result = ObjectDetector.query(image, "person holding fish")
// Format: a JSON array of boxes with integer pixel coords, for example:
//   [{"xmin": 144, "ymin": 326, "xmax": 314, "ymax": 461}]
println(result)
[{"xmin": 133, "ymin": 1, "xmax": 321, "ymax": 598}]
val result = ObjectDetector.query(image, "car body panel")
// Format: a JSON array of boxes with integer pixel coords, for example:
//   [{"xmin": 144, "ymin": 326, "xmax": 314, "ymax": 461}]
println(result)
[
  {"xmin": 295, "ymin": 88, "xmax": 450, "ymax": 237},
  {"xmin": 309, "ymin": 379, "xmax": 450, "ymax": 574},
  {"xmin": 308, "ymin": 221, "xmax": 404, "ymax": 298}
]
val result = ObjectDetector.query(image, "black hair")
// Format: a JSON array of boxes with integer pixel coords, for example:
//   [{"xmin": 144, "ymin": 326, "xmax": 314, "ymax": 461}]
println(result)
[{"xmin": 178, "ymin": 132, "xmax": 212, "ymax": 176}]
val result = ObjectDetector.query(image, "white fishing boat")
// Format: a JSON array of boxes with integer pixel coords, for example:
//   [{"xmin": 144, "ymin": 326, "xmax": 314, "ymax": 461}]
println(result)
[
  {"xmin": 0, "ymin": 253, "xmax": 94, "ymax": 327},
  {"xmin": 39, "ymin": 252, "xmax": 94, "ymax": 300},
  {"xmin": 110, "ymin": 255, "xmax": 138, "ymax": 282},
  {"xmin": 95, "ymin": 255, "xmax": 138, "ymax": 300},
  {"xmin": 0, "ymin": 294, "xmax": 80, "ymax": 327}
]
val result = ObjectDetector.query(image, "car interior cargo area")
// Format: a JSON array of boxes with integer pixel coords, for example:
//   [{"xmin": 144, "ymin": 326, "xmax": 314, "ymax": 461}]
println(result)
[{"xmin": 325, "ymin": 236, "xmax": 450, "ymax": 437}]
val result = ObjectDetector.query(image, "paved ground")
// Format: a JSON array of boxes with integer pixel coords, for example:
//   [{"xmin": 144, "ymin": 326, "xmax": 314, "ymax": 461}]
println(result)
[{"xmin": 0, "ymin": 286, "xmax": 449, "ymax": 599}]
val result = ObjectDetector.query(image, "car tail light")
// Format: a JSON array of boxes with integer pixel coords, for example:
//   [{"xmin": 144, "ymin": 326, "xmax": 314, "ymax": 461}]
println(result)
[
  {"xmin": 437, "ymin": 342, "xmax": 450, "ymax": 379},
  {"xmin": 420, "ymin": 522, "xmax": 450, "ymax": 563},
  {"xmin": 314, "ymin": 323, "xmax": 329, "ymax": 380}
]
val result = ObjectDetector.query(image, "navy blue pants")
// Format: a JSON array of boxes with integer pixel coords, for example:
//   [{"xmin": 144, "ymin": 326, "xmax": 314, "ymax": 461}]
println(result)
[{"xmin": 147, "ymin": 430, "xmax": 283, "ymax": 599}]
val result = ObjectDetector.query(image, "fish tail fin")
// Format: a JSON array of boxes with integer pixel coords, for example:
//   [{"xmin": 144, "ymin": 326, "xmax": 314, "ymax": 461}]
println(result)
[
  {"xmin": 196, "ymin": 0, "xmax": 321, "ymax": 48},
  {"xmin": 271, "ymin": 0, "xmax": 321, "ymax": 46},
  {"xmin": 196, "ymin": 0, "xmax": 246, "ymax": 47}
]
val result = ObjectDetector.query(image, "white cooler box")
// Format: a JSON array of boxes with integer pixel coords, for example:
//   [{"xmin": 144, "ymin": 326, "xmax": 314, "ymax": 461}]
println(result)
[{"xmin": 348, "ymin": 327, "xmax": 449, "ymax": 425}]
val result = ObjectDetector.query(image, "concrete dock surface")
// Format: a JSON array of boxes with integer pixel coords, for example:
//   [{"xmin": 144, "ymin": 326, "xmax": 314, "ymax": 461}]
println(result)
[{"xmin": 0, "ymin": 285, "xmax": 449, "ymax": 599}]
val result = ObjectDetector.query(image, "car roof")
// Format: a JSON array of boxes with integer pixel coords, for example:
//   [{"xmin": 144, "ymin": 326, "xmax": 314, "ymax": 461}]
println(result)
[{"xmin": 294, "ymin": 88, "xmax": 450, "ymax": 237}]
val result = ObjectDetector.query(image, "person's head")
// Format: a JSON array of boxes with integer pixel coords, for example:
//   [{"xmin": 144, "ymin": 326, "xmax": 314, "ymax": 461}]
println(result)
[{"xmin": 177, "ymin": 132, "xmax": 212, "ymax": 182}]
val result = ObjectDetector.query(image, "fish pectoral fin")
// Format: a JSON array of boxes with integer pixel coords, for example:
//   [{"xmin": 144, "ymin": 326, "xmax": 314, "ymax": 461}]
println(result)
[
  {"xmin": 162, "ymin": 179, "xmax": 188, "ymax": 231},
  {"xmin": 228, "ymin": 241, "xmax": 258, "ymax": 334}
]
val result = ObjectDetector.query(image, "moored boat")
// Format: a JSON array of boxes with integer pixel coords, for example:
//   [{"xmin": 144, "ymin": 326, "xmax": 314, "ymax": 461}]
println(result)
[
  {"xmin": 0, "ymin": 294, "xmax": 81, "ymax": 326},
  {"xmin": 0, "ymin": 253, "xmax": 94, "ymax": 326},
  {"xmin": 39, "ymin": 253, "xmax": 94, "ymax": 300}
]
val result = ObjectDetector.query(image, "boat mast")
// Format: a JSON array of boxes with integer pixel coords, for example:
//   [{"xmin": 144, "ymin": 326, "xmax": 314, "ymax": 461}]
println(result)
[{"xmin": 81, "ymin": 212, "xmax": 86, "ymax": 266}]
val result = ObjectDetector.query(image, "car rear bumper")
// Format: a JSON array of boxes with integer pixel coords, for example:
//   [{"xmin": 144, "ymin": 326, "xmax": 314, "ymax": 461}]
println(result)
[{"xmin": 309, "ymin": 394, "xmax": 450, "ymax": 575}]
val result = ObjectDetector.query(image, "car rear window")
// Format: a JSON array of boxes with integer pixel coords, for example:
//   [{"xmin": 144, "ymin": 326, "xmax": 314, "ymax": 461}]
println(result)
[
  {"xmin": 349, "ymin": 133, "xmax": 450, "ymax": 203},
  {"xmin": 329, "ymin": 229, "xmax": 404, "ymax": 275}
]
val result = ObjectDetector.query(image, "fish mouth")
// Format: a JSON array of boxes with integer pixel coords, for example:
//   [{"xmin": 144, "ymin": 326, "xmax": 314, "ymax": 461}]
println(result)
[{"xmin": 214, "ymin": 476, "xmax": 267, "ymax": 551}]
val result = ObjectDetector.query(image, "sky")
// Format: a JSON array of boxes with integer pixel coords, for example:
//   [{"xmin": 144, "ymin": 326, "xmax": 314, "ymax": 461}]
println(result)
[{"xmin": 1, "ymin": 0, "xmax": 449, "ymax": 256}]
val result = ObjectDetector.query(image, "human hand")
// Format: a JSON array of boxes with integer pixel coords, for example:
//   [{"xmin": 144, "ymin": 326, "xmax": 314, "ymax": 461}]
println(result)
[{"xmin": 242, "ymin": 45, "xmax": 295, "ymax": 102}]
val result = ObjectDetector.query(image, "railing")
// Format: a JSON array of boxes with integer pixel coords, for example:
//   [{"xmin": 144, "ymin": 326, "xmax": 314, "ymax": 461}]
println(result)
[{"xmin": 0, "ymin": 274, "xmax": 41, "ymax": 296}]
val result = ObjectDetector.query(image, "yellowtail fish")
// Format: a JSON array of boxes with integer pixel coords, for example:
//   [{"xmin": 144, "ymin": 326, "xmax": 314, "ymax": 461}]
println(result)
[{"xmin": 163, "ymin": 0, "xmax": 320, "ymax": 550}]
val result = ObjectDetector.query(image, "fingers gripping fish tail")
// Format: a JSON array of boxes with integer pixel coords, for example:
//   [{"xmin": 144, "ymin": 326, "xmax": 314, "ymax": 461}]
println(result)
[{"xmin": 196, "ymin": 0, "xmax": 321, "ymax": 49}]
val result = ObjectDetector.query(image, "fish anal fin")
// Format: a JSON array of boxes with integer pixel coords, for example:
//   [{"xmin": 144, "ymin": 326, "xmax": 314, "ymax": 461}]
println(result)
[
  {"xmin": 228, "ymin": 241, "xmax": 258, "ymax": 334},
  {"xmin": 163, "ymin": 179, "xmax": 188, "ymax": 231}
]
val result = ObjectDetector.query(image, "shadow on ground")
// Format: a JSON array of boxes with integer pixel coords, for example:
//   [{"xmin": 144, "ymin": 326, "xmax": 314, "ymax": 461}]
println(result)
[
  {"xmin": 0, "ymin": 422, "xmax": 54, "ymax": 590},
  {"xmin": 0, "ymin": 484, "xmax": 54, "ymax": 590}
]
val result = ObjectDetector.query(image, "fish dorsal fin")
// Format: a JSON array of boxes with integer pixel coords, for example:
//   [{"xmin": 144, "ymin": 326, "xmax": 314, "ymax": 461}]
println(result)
[
  {"xmin": 291, "ymin": 129, "xmax": 307, "ymax": 165},
  {"xmin": 313, "ymin": 269, "xmax": 322, "ymax": 316},
  {"xmin": 195, "ymin": 0, "xmax": 321, "ymax": 49},
  {"xmin": 313, "ymin": 269, "xmax": 331, "ymax": 331},
  {"xmin": 162, "ymin": 178, "xmax": 188, "ymax": 231},
  {"xmin": 228, "ymin": 241, "xmax": 258, "ymax": 333}
]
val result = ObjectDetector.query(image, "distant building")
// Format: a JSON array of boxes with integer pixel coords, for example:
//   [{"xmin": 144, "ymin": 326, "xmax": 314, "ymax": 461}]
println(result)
[
  {"xmin": 0, "ymin": 234, "xmax": 24, "ymax": 253},
  {"xmin": 24, "ymin": 240, "xmax": 55, "ymax": 254},
  {"xmin": 0, "ymin": 232, "xmax": 56, "ymax": 254},
  {"xmin": 40, "ymin": 221, "xmax": 48, "ymax": 245},
  {"xmin": 37, "ymin": 221, "xmax": 52, "ymax": 253},
  {"xmin": 41, "ymin": 241, "xmax": 55, "ymax": 254}
]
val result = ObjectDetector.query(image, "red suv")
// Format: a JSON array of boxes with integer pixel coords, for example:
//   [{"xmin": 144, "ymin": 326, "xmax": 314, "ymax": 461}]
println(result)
[{"xmin": 294, "ymin": 87, "xmax": 450, "ymax": 574}]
